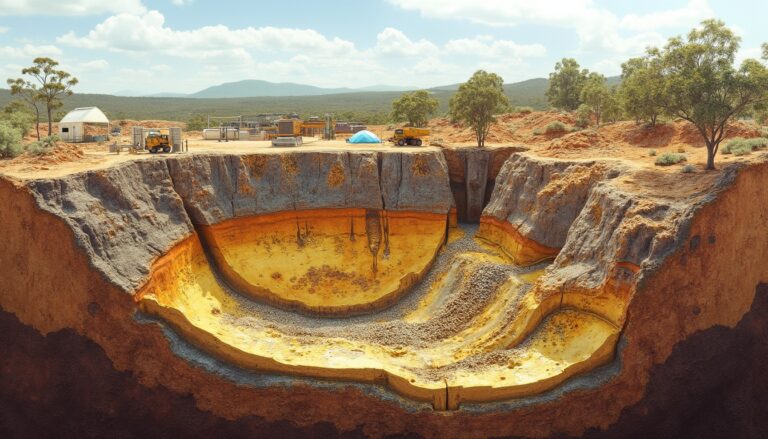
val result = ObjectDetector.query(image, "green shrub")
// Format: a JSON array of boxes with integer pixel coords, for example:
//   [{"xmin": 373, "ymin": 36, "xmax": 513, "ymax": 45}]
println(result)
[
  {"xmin": 724, "ymin": 137, "xmax": 768, "ymax": 155},
  {"xmin": 532, "ymin": 128, "xmax": 543, "ymax": 135},
  {"xmin": 723, "ymin": 137, "xmax": 744, "ymax": 154},
  {"xmin": 186, "ymin": 114, "xmax": 208, "ymax": 131},
  {"xmin": 575, "ymin": 104, "xmax": 592, "ymax": 128},
  {"xmin": 655, "ymin": 153, "xmax": 687, "ymax": 166},
  {"xmin": 1, "ymin": 111, "xmax": 35, "ymax": 137},
  {"xmin": 649, "ymin": 149, "xmax": 657, "ymax": 156},
  {"xmin": 544, "ymin": 121, "xmax": 568, "ymax": 133},
  {"xmin": 0, "ymin": 121, "xmax": 23, "ymax": 158},
  {"xmin": 746, "ymin": 137, "xmax": 768, "ymax": 149},
  {"xmin": 26, "ymin": 135, "xmax": 59, "ymax": 156},
  {"xmin": 732, "ymin": 144, "xmax": 752, "ymax": 156},
  {"xmin": 681, "ymin": 164, "xmax": 695, "ymax": 173}
]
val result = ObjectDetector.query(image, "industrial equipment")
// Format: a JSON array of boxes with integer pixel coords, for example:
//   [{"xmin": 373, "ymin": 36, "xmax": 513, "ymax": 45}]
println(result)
[
  {"xmin": 145, "ymin": 130, "xmax": 172, "ymax": 153},
  {"xmin": 392, "ymin": 127, "xmax": 430, "ymax": 146},
  {"xmin": 272, "ymin": 119, "xmax": 304, "ymax": 146},
  {"xmin": 130, "ymin": 126, "xmax": 182, "ymax": 154}
]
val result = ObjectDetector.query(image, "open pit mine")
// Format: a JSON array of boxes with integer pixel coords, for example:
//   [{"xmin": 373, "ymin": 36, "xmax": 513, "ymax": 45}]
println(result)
[{"xmin": 2, "ymin": 146, "xmax": 768, "ymax": 438}]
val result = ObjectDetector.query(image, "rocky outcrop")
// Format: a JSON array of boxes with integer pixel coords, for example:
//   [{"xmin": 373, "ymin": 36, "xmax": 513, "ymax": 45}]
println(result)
[
  {"xmin": 22, "ymin": 161, "xmax": 192, "ymax": 292},
  {"xmin": 168, "ymin": 151, "xmax": 453, "ymax": 226},
  {"xmin": 481, "ymin": 154, "xmax": 618, "ymax": 250}
]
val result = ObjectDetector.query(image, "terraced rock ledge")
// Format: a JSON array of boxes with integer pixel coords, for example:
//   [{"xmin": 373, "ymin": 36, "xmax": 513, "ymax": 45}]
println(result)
[{"xmin": 1, "ymin": 147, "xmax": 767, "ymax": 437}]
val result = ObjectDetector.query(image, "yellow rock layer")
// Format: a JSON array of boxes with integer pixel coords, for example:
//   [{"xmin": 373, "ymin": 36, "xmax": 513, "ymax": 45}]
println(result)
[
  {"xmin": 200, "ymin": 209, "xmax": 447, "ymax": 315},
  {"xmin": 137, "ymin": 222, "xmax": 619, "ymax": 410},
  {"xmin": 476, "ymin": 216, "xmax": 560, "ymax": 266}
]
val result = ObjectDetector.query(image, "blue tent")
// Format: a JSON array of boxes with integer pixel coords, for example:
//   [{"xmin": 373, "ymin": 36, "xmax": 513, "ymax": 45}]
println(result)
[{"xmin": 347, "ymin": 130, "xmax": 381, "ymax": 144}]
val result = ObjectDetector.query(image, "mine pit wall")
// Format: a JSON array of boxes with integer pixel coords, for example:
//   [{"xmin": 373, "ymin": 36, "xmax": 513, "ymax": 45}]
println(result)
[
  {"xmin": 2, "ymin": 147, "xmax": 768, "ymax": 438},
  {"xmin": 441, "ymin": 146, "xmax": 524, "ymax": 223},
  {"xmin": 469, "ymin": 154, "xmax": 768, "ymax": 435}
]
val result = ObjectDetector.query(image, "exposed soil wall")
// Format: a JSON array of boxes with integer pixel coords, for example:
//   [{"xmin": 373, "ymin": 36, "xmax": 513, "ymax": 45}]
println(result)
[
  {"xmin": 167, "ymin": 151, "xmax": 454, "ymax": 227},
  {"xmin": 1, "ymin": 151, "xmax": 768, "ymax": 438}
]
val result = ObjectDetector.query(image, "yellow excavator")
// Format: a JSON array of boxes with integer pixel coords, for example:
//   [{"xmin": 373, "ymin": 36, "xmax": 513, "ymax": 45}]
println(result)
[
  {"xmin": 392, "ymin": 127, "xmax": 429, "ymax": 146},
  {"xmin": 145, "ymin": 130, "xmax": 172, "ymax": 154}
]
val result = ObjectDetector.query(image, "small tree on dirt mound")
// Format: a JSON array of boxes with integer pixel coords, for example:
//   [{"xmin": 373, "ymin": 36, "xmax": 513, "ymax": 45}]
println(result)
[
  {"xmin": 620, "ymin": 54, "xmax": 665, "ymax": 126},
  {"xmin": 652, "ymin": 20, "xmax": 768, "ymax": 170},
  {"xmin": 391, "ymin": 90, "xmax": 439, "ymax": 127},
  {"xmin": 546, "ymin": 58, "xmax": 588, "ymax": 111},
  {"xmin": 580, "ymin": 73, "xmax": 612, "ymax": 126},
  {"xmin": 20, "ymin": 58, "xmax": 78, "ymax": 136},
  {"xmin": 449, "ymin": 70, "xmax": 509, "ymax": 148},
  {"xmin": 7, "ymin": 78, "xmax": 43, "ymax": 139},
  {"xmin": 602, "ymin": 87, "xmax": 624, "ymax": 124}
]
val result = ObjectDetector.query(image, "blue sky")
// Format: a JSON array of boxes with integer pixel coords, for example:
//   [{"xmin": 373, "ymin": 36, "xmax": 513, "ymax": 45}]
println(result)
[{"xmin": 0, "ymin": 0, "xmax": 765, "ymax": 95}]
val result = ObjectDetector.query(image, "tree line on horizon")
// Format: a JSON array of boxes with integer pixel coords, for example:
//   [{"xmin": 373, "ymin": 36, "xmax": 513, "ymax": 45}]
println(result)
[{"xmin": 395, "ymin": 19, "xmax": 768, "ymax": 170}]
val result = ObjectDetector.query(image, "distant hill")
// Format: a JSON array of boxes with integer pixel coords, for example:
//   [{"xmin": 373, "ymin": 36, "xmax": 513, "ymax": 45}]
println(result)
[
  {"xmin": 148, "ymin": 80, "xmax": 414, "ymax": 99},
  {"xmin": 0, "ymin": 76, "xmax": 621, "ymax": 124}
]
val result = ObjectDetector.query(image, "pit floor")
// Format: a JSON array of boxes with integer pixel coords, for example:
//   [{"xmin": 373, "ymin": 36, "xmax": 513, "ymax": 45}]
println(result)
[{"xmin": 139, "ymin": 220, "xmax": 620, "ymax": 408}]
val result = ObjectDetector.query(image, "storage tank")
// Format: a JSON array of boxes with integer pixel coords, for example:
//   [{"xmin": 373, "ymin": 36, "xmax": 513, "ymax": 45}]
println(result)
[{"xmin": 203, "ymin": 128, "xmax": 240, "ymax": 140}]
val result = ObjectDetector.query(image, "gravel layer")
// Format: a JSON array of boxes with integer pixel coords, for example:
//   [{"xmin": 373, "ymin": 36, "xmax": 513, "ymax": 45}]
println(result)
[{"xmin": 219, "ymin": 224, "xmax": 549, "ymax": 375}]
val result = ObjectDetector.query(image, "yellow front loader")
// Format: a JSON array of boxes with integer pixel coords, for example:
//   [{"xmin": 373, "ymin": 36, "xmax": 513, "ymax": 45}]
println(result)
[{"xmin": 145, "ymin": 130, "xmax": 172, "ymax": 154}]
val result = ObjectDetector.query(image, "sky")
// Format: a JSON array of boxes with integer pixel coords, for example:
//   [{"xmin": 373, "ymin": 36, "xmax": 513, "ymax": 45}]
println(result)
[{"xmin": 0, "ymin": 0, "xmax": 766, "ymax": 95}]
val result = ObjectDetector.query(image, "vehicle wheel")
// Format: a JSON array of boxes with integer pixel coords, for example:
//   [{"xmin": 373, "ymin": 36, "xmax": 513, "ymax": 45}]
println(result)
[
  {"xmin": 149, "ymin": 147, "xmax": 158, "ymax": 154},
  {"xmin": 415, "ymin": 139, "xmax": 423, "ymax": 146},
  {"xmin": 397, "ymin": 139, "xmax": 405, "ymax": 146},
  {"xmin": 162, "ymin": 146, "xmax": 171, "ymax": 153}
]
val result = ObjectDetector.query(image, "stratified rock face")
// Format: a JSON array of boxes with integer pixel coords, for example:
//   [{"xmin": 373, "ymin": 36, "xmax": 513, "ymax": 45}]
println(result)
[
  {"xmin": 23, "ymin": 160, "xmax": 193, "ymax": 291},
  {"xmin": 482, "ymin": 153, "xmax": 616, "ymax": 248},
  {"xmin": 12, "ymin": 150, "xmax": 452, "ymax": 294},
  {"xmin": 167, "ymin": 151, "xmax": 452, "ymax": 226},
  {"xmin": 3, "ymin": 146, "xmax": 768, "ymax": 438},
  {"xmin": 441, "ymin": 146, "xmax": 524, "ymax": 222},
  {"xmin": 540, "ymin": 179, "xmax": 684, "ymax": 295},
  {"xmin": 380, "ymin": 152, "xmax": 453, "ymax": 213}
]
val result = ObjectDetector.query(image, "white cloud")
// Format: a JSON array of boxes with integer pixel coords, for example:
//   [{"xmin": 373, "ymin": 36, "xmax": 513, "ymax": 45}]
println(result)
[
  {"xmin": 171, "ymin": 0, "xmax": 193, "ymax": 5},
  {"xmin": 620, "ymin": 0, "xmax": 714, "ymax": 31},
  {"xmin": 76, "ymin": 59, "xmax": 109, "ymax": 72},
  {"xmin": 0, "ymin": 43, "xmax": 61, "ymax": 59},
  {"xmin": 444, "ymin": 36, "xmax": 546, "ymax": 59},
  {"xmin": 58, "ymin": 10, "xmax": 356, "ymax": 59},
  {"xmin": 0, "ymin": 26, "xmax": 8, "ymax": 33},
  {"xmin": 0, "ymin": 0, "xmax": 145, "ymax": 16},
  {"xmin": 373, "ymin": 27, "xmax": 438, "ymax": 57},
  {"xmin": 736, "ymin": 47, "xmax": 763, "ymax": 67},
  {"xmin": 387, "ymin": 0, "xmax": 714, "ymax": 57}
]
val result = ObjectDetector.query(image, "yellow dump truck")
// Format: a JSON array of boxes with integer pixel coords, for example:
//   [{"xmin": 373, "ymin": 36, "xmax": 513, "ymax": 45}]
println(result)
[{"xmin": 392, "ymin": 127, "xmax": 429, "ymax": 146}]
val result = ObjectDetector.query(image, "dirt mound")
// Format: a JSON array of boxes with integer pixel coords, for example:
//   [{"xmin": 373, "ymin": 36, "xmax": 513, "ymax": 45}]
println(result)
[
  {"xmin": 115, "ymin": 120, "xmax": 186, "ymax": 131},
  {"xmin": 22, "ymin": 143, "xmax": 85, "ymax": 167},
  {"xmin": 428, "ymin": 111, "xmax": 579, "ymax": 145},
  {"xmin": 546, "ymin": 129, "xmax": 615, "ymax": 155},
  {"xmin": 599, "ymin": 119, "xmax": 762, "ymax": 150}
]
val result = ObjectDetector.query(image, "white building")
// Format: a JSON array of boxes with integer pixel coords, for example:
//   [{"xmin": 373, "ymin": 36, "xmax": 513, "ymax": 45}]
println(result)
[{"xmin": 58, "ymin": 107, "xmax": 110, "ymax": 143}]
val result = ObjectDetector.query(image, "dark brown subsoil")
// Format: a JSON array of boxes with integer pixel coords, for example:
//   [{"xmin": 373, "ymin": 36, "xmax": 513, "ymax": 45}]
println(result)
[{"xmin": 2, "ymin": 282, "xmax": 768, "ymax": 439}]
